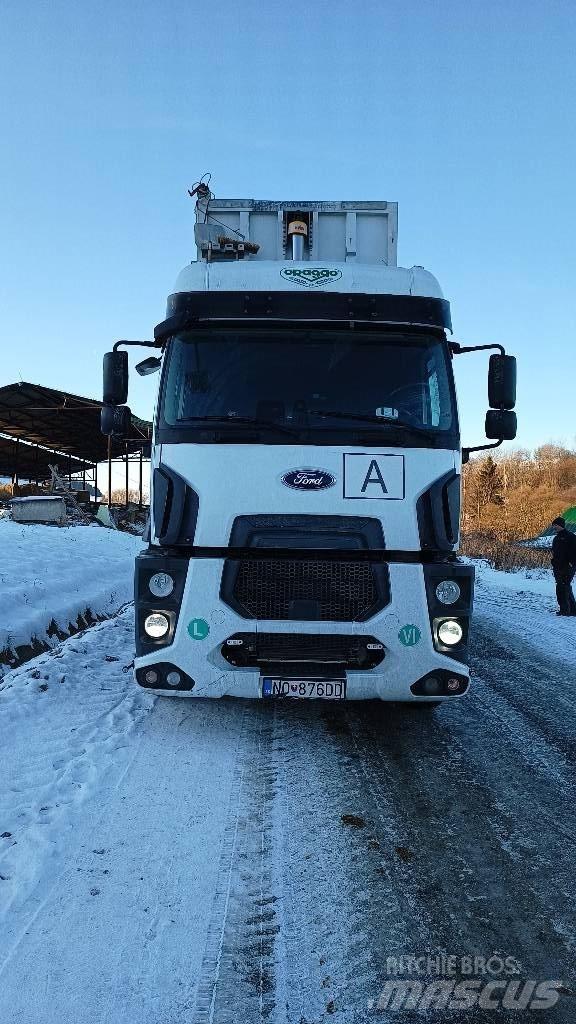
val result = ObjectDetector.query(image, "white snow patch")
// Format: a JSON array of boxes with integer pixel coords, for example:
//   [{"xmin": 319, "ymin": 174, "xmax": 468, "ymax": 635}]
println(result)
[
  {"xmin": 0, "ymin": 520, "xmax": 142, "ymax": 662},
  {"xmin": 473, "ymin": 559, "xmax": 553, "ymax": 597},
  {"xmin": 0, "ymin": 608, "xmax": 154, "ymax": 941},
  {"xmin": 472, "ymin": 560, "xmax": 576, "ymax": 670}
]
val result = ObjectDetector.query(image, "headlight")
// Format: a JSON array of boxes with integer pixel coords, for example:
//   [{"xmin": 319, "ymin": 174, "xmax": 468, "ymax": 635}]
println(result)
[
  {"xmin": 144, "ymin": 612, "xmax": 170, "ymax": 639},
  {"xmin": 437, "ymin": 619, "xmax": 463, "ymax": 646},
  {"xmin": 435, "ymin": 580, "xmax": 461, "ymax": 605},
  {"xmin": 149, "ymin": 572, "xmax": 174, "ymax": 598}
]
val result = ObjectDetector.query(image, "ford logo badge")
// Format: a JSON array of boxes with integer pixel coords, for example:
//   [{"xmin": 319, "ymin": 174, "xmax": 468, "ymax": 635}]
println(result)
[{"xmin": 282, "ymin": 468, "xmax": 336, "ymax": 491}]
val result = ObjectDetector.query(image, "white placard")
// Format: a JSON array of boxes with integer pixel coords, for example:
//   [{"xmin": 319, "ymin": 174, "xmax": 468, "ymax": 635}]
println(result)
[{"xmin": 343, "ymin": 453, "xmax": 405, "ymax": 500}]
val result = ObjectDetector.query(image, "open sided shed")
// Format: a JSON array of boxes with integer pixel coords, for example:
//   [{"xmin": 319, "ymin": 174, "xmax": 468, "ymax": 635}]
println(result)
[
  {"xmin": 0, "ymin": 435, "xmax": 87, "ymax": 482},
  {"xmin": 0, "ymin": 382, "xmax": 151, "ymax": 503}
]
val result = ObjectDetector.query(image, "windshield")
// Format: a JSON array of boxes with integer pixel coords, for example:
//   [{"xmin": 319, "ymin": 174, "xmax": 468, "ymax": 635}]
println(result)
[{"xmin": 158, "ymin": 329, "xmax": 458, "ymax": 446}]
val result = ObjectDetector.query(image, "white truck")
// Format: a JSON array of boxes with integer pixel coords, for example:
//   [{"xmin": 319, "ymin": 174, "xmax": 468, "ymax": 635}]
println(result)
[{"xmin": 102, "ymin": 192, "xmax": 517, "ymax": 703}]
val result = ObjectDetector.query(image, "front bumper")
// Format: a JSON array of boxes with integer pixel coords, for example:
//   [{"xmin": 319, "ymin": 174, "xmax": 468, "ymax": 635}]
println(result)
[{"xmin": 134, "ymin": 551, "xmax": 473, "ymax": 701}]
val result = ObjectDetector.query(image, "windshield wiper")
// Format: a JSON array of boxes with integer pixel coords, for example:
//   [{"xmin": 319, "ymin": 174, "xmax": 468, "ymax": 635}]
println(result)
[
  {"xmin": 179, "ymin": 415, "xmax": 301, "ymax": 437},
  {"xmin": 307, "ymin": 410, "xmax": 437, "ymax": 442}
]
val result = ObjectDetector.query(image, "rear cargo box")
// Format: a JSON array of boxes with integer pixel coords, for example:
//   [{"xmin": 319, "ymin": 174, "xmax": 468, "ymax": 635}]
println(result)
[{"xmin": 195, "ymin": 199, "xmax": 398, "ymax": 266}]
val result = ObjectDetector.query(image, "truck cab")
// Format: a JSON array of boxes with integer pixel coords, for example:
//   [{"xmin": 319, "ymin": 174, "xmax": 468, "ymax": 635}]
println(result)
[{"xmin": 102, "ymin": 195, "xmax": 517, "ymax": 703}]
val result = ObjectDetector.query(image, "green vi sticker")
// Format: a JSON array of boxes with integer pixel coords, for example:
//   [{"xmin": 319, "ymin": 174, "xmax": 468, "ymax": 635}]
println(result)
[
  {"xmin": 398, "ymin": 624, "xmax": 421, "ymax": 647},
  {"xmin": 188, "ymin": 618, "xmax": 210, "ymax": 641}
]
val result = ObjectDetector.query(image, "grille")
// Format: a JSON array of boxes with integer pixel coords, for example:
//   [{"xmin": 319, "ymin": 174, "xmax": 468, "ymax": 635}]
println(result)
[
  {"xmin": 232, "ymin": 558, "xmax": 380, "ymax": 621},
  {"xmin": 221, "ymin": 515, "xmax": 390, "ymax": 621},
  {"xmin": 222, "ymin": 632, "xmax": 385, "ymax": 669}
]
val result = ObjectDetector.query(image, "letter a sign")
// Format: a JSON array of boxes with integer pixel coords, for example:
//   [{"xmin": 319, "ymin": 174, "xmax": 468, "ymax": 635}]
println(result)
[{"xmin": 343, "ymin": 453, "xmax": 405, "ymax": 500}]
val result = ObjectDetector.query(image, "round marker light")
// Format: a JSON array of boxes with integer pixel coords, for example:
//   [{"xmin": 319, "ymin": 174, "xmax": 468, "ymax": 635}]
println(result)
[
  {"xmin": 166, "ymin": 671, "xmax": 181, "ymax": 687},
  {"xmin": 149, "ymin": 572, "xmax": 174, "ymax": 598},
  {"xmin": 144, "ymin": 612, "xmax": 170, "ymax": 639},
  {"xmin": 435, "ymin": 580, "xmax": 461, "ymax": 605},
  {"xmin": 437, "ymin": 619, "xmax": 463, "ymax": 646},
  {"xmin": 144, "ymin": 669, "xmax": 159, "ymax": 685},
  {"xmin": 447, "ymin": 677, "xmax": 461, "ymax": 692}
]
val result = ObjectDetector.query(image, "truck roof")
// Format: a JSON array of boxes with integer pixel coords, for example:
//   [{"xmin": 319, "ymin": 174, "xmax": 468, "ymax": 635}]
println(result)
[
  {"xmin": 172, "ymin": 261, "xmax": 445, "ymax": 301},
  {"xmin": 159, "ymin": 196, "xmax": 450, "ymax": 334}
]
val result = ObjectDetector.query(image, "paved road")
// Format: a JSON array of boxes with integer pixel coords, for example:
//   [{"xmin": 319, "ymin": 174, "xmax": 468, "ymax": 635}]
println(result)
[{"xmin": 0, "ymin": 606, "xmax": 574, "ymax": 1023}]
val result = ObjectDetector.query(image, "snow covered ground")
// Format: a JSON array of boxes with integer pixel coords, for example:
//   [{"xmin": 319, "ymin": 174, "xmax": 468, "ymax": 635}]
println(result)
[
  {"xmin": 0, "ymin": 545, "xmax": 575, "ymax": 1022},
  {"xmin": 0, "ymin": 610, "xmax": 153, "ymax": 930},
  {"xmin": 0, "ymin": 519, "xmax": 142, "ymax": 668},
  {"xmin": 473, "ymin": 559, "xmax": 576, "ymax": 671}
]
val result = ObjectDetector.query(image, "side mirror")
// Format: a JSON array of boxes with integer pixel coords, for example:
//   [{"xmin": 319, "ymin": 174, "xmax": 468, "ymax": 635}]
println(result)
[
  {"xmin": 485, "ymin": 409, "xmax": 517, "ymax": 441},
  {"xmin": 136, "ymin": 356, "xmax": 161, "ymax": 377},
  {"xmin": 103, "ymin": 351, "xmax": 128, "ymax": 405},
  {"xmin": 101, "ymin": 404, "xmax": 131, "ymax": 438},
  {"xmin": 488, "ymin": 354, "xmax": 516, "ymax": 410}
]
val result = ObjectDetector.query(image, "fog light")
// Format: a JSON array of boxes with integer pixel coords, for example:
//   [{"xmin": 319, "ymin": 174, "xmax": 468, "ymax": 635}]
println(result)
[
  {"xmin": 166, "ymin": 670, "xmax": 181, "ymax": 687},
  {"xmin": 435, "ymin": 580, "xmax": 461, "ymax": 605},
  {"xmin": 438, "ymin": 619, "xmax": 463, "ymax": 646},
  {"xmin": 144, "ymin": 669, "xmax": 159, "ymax": 685},
  {"xmin": 149, "ymin": 572, "xmax": 174, "ymax": 598},
  {"xmin": 144, "ymin": 612, "xmax": 170, "ymax": 639},
  {"xmin": 447, "ymin": 677, "xmax": 461, "ymax": 691},
  {"xmin": 423, "ymin": 676, "xmax": 441, "ymax": 694}
]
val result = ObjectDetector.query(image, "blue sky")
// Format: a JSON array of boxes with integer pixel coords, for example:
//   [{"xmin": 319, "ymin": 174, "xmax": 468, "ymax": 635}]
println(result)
[{"xmin": 1, "ymin": 0, "xmax": 575, "ymax": 453}]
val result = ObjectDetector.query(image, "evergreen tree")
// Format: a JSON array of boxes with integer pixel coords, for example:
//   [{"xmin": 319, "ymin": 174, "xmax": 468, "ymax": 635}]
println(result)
[{"xmin": 477, "ymin": 456, "xmax": 505, "ymax": 508}]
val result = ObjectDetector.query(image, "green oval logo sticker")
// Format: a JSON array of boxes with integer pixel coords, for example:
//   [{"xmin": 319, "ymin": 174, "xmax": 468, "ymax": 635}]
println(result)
[
  {"xmin": 398, "ymin": 624, "xmax": 421, "ymax": 647},
  {"xmin": 188, "ymin": 618, "xmax": 210, "ymax": 641},
  {"xmin": 280, "ymin": 267, "xmax": 343, "ymax": 289}
]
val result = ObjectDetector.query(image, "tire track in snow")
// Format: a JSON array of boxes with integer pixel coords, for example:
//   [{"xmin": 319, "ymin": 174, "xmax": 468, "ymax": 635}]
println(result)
[
  {"xmin": 189, "ymin": 700, "xmax": 409, "ymax": 1024},
  {"xmin": 270, "ymin": 701, "xmax": 419, "ymax": 1024},
  {"xmin": 322, "ymin": 614, "xmax": 576, "ymax": 1021},
  {"xmin": 191, "ymin": 704, "xmax": 282, "ymax": 1024},
  {"xmin": 471, "ymin": 621, "xmax": 576, "ymax": 770}
]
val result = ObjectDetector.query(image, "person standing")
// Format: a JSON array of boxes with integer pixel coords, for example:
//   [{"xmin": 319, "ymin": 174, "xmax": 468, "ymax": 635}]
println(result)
[{"xmin": 551, "ymin": 517, "xmax": 576, "ymax": 616}]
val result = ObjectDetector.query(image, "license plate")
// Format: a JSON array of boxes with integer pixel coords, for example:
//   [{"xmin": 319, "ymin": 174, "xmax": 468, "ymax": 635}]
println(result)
[{"xmin": 261, "ymin": 677, "xmax": 346, "ymax": 700}]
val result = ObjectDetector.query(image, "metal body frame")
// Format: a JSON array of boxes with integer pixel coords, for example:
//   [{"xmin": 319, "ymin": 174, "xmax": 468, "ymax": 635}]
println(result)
[{"xmin": 194, "ymin": 198, "xmax": 399, "ymax": 266}]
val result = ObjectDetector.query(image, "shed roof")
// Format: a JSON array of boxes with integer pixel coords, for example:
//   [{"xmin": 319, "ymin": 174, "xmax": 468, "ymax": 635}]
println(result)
[
  {"xmin": 0, "ymin": 435, "xmax": 88, "ymax": 481},
  {"xmin": 0, "ymin": 382, "xmax": 151, "ymax": 465}
]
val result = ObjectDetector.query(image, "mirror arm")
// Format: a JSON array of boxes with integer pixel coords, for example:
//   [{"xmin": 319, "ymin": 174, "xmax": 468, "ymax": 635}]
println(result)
[
  {"xmin": 450, "ymin": 342, "xmax": 506, "ymax": 357},
  {"xmin": 112, "ymin": 339, "xmax": 158, "ymax": 352},
  {"xmin": 462, "ymin": 439, "xmax": 503, "ymax": 464}
]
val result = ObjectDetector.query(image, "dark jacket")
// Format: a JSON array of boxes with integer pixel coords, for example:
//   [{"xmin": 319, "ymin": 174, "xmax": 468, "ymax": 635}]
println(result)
[{"xmin": 551, "ymin": 528, "xmax": 576, "ymax": 574}]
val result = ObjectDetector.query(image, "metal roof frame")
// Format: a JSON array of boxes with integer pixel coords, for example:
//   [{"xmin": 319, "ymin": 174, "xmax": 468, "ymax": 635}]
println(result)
[
  {"xmin": 0, "ymin": 434, "xmax": 88, "ymax": 481},
  {"xmin": 0, "ymin": 382, "xmax": 151, "ymax": 466}
]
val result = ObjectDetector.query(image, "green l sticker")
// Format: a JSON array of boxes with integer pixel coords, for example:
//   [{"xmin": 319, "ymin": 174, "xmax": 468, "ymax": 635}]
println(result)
[
  {"xmin": 398, "ymin": 624, "xmax": 421, "ymax": 647},
  {"xmin": 188, "ymin": 618, "xmax": 210, "ymax": 641}
]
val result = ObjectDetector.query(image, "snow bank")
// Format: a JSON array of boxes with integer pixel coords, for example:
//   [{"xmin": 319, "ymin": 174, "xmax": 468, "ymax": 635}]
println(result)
[
  {"xmin": 473, "ymin": 559, "xmax": 553, "ymax": 598},
  {"xmin": 473, "ymin": 559, "xmax": 576, "ymax": 671},
  {"xmin": 0, "ymin": 520, "xmax": 142, "ymax": 663}
]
